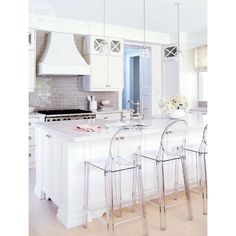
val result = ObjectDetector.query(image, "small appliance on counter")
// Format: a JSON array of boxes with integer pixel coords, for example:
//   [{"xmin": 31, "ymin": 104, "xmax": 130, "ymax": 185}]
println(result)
[{"xmin": 87, "ymin": 96, "xmax": 97, "ymax": 112}]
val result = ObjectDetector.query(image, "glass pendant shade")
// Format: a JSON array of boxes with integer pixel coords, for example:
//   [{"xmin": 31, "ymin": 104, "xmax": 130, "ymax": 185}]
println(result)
[
  {"xmin": 100, "ymin": 40, "xmax": 109, "ymax": 54},
  {"xmin": 140, "ymin": 46, "xmax": 150, "ymax": 58}
]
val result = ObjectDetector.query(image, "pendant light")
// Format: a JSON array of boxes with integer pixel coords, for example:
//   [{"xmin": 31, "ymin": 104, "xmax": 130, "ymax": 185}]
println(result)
[
  {"xmin": 140, "ymin": 0, "xmax": 150, "ymax": 58},
  {"xmin": 100, "ymin": 0, "xmax": 109, "ymax": 54}
]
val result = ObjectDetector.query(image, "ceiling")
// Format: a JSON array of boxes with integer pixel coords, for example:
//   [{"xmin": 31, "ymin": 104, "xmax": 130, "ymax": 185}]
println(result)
[{"xmin": 29, "ymin": 0, "xmax": 207, "ymax": 35}]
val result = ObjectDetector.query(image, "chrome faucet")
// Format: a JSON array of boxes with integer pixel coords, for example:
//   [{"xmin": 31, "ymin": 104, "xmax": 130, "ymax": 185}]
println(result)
[{"xmin": 127, "ymin": 99, "xmax": 141, "ymax": 119}]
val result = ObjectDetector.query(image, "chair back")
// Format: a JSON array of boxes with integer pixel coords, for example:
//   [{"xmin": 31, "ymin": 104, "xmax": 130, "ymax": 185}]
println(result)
[
  {"xmin": 105, "ymin": 126, "xmax": 142, "ymax": 171},
  {"xmin": 158, "ymin": 119, "xmax": 188, "ymax": 160},
  {"xmin": 199, "ymin": 125, "xmax": 207, "ymax": 154}
]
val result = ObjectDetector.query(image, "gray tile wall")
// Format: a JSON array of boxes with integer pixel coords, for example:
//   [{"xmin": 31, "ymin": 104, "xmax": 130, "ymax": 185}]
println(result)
[{"xmin": 29, "ymin": 31, "xmax": 119, "ymax": 110}]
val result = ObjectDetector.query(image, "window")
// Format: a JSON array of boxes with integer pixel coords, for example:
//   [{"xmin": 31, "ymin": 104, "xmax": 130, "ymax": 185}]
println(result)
[
  {"xmin": 198, "ymin": 71, "xmax": 207, "ymax": 101},
  {"xmin": 195, "ymin": 45, "xmax": 208, "ymax": 102}
]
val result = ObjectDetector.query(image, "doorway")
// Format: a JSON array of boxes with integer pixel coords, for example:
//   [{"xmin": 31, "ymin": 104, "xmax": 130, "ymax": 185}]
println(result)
[{"xmin": 122, "ymin": 45, "xmax": 152, "ymax": 117}]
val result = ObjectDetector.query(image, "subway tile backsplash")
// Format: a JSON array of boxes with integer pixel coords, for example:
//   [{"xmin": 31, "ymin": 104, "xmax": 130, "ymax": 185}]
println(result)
[{"xmin": 29, "ymin": 31, "xmax": 119, "ymax": 110}]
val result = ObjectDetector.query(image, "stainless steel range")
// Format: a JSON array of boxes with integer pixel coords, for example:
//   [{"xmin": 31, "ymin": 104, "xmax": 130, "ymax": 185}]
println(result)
[{"xmin": 37, "ymin": 109, "xmax": 96, "ymax": 122}]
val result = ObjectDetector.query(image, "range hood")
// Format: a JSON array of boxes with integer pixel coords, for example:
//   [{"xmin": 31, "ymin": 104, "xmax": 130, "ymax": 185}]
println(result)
[{"xmin": 37, "ymin": 32, "xmax": 90, "ymax": 76}]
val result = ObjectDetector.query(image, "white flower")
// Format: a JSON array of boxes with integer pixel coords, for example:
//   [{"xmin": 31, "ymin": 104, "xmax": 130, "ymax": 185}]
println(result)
[{"xmin": 159, "ymin": 95, "xmax": 189, "ymax": 113}]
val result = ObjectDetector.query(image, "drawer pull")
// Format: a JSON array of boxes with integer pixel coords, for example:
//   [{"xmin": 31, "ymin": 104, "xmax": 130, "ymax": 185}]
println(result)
[
  {"xmin": 165, "ymin": 131, "xmax": 172, "ymax": 134},
  {"xmin": 29, "ymin": 136, "xmax": 32, "ymax": 140},
  {"xmin": 29, "ymin": 153, "xmax": 32, "ymax": 158},
  {"xmin": 104, "ymin": 117, "xmax": 108, "ymax": 120},
  {"xmin": 115, "ymin": 136, "xmax": 125, "ymax": 140},
  {"xmin": 29, "ymin": 122, "xmax": 32, "ymax": 126},
  {"xmin": 46, "ymin": 134, "xmax": 51, "ymax": 138}
]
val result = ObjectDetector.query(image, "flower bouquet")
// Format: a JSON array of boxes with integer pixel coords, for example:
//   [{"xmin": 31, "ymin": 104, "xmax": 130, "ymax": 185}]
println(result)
[{"xmin": 159, "ymin": 95, "xmax": 189, "ymax": 119}]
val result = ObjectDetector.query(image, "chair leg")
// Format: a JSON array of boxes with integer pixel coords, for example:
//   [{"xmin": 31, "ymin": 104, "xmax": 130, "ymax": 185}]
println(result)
[
  {"xmin": 105, "ymin": 171, "xmax": 114, "ymax": 236},
  {"xmin": 195, "ymin": 152, "xmax": 201, "ymax": 192},
  {"xmin": 83, "ymin": 162, "xmax": 90, "ymax": 228},
  {"xmin": 132, "ymin": 165, "xmax": 137, "ymax": 212},
  {"xmin": 105, "ymin": 172, "xmax": 110, "ymax": 231},
  {"xmin": 181, "ymin": 156, "xmax": 193, "ymax": 221},
  {"xmin": 157, "ymin": 162, "xmax": 166, "ymax": 231},
  {"xmin": 174, "ymin": 159, "xmax": 180, "ymax": 200},
  {"xmin": 132, "ymin": 154, "xmax": 138, "ymax": 212},
  {"xmin": 137, "ymin": 166, "xmax": 148, "ymax": 236},
  {"xmin": 117, "ymin": 170, "xmax": 122, "ymax": 217},
  {"xmin": 200, "ymin": 153, "xmax": 207, "ymax": 215}
]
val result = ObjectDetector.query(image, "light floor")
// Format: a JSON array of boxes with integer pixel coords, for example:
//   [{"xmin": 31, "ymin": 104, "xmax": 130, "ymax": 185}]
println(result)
[{"xmin": 29, "ymin": 169, "xmax": 207, "ymax": 236}]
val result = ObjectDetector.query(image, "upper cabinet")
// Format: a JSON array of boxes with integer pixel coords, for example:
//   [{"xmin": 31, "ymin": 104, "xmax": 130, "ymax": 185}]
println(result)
[
  {"xmin": 83, "ymin": 36, "xmax": 124, "ymax": 56},
  {"xmin": 29, "ymin": 28, "xmax": 36, "ymax": 92},
  {"xmin": 82, "ymin": 36, "xmax": 124, "ymax": 91}
]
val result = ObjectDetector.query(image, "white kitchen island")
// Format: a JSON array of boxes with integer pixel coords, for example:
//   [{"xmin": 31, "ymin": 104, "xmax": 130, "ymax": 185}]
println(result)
[{"xmin": 34, "ymin": 114, "xmax": 206, "ymax": 228}]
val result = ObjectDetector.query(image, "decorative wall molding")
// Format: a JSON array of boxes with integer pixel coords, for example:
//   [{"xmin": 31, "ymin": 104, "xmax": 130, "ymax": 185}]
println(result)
[{"xmin": 29, "ymin": 14, "xmax": 170, "ymax": 45}]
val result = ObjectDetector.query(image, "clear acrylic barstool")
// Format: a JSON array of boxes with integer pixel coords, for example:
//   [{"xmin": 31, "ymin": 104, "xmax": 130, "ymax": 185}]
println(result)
[
  {"xmin": 83, "ymin": 126, "xmax": 148, "ymax": 236},
  {"xmin": 140, "ymin": 119, "xmax": 193, "ymax": 231},
  {"xmin": 184, "ymin": 125, "xmax": 208, "ymax": 215}
]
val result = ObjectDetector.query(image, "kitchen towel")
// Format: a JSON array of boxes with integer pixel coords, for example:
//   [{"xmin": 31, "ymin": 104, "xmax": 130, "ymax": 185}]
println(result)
[{"xmin": 74, "ymin": 124, "xmax": 101, "ymax": 132}]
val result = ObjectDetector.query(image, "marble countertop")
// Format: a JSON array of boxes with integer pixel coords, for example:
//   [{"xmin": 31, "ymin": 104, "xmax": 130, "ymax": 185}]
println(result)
[{"xmin": 35, "ymin": 113, "xmax": 207, "ymax": 142}]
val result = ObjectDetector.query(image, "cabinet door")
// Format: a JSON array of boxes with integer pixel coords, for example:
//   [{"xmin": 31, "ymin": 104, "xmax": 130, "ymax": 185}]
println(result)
[
  {"xmin": 90, "ymin": 55, "xmax": 108, "ymax": 89},
  {"xmin": 42, "ymin": 133, "xmax": 53, "ymax": 198},
  {"xmin": 107, "ymin": 56, "xmax": 124, "ymax": 89},
  {"xmin": 109, "ymin": 39, "xmax": 123, "ymax": 56}
]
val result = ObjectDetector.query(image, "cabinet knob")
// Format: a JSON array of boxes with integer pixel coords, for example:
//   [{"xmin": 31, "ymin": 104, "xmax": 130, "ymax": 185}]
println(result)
[
  {"xmin": 29, "ymin": 153, "xmax": 32, "ymax": 158},
  {"xmin": 29, "ymin": 136, "xmax": 32, "ymax": 140},
  {"xmin": 29, "ymin": 122, "xmax": 32, "ymax": 126},
  {"xmin": 46, "ymin": 134, "xmax": 51, "ymax": 138}
]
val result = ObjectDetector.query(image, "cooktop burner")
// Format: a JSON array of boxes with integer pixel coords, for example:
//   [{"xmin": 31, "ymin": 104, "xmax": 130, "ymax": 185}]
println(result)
[{"xmin": 37, "ymin": 109, "xmax": 92, "ymax": 115}]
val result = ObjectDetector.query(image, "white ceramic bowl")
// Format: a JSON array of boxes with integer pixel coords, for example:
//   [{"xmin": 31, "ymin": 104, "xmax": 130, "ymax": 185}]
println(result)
[{"xmin": 101, "ymin": 100, "xmax": 110, "ymax": 106}]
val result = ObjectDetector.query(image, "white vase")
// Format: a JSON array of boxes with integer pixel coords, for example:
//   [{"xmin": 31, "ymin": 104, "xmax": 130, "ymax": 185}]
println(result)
[{"xmin": 168, "ymin": 109, "xmax": 186, "ymax": 119}]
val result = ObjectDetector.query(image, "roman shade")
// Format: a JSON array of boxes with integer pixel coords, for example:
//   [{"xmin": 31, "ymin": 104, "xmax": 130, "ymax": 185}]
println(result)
[{"xmin": 195, "ymin": 45, "xmax": 207, "ymax": 70}]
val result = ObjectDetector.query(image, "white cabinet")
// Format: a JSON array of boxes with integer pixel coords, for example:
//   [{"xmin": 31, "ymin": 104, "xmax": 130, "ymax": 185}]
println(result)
[
  {"xmin": 107, "ymin": 56, "xmax": 124, "ymax": 89},
  {"xmin": 29, "ymin": 28, "xmax": 36, "ymax": 92},
  {"xmin": 162, "ymin": 45, "xmax": 180, "ymax": 97},
  {"xmin": 83, "ymin": 36, "xmax": 124, "ymax": 91},
  {"xmin": 83, "ymin": 36, "xmax": 123, "ymax": 56},
  {"xmin": 29, "ymin": 114, "xmax": 45, "ymax": 169},
  {"xmin": 35, "ymin": 128, "xmax": 64, "ymax": 205},
  {"xmin": 83, "ymin": 55, "xmax": 108, "ymax": 89}
]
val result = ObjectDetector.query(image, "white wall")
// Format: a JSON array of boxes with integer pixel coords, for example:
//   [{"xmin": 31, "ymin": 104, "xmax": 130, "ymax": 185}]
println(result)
[
  {"xmin": 150, "ymin": 45, "xmax": 162, "ymax": 116},
  {"xmin": 180, "ymin": 47, "xmax": 198, "ymax": 108}
]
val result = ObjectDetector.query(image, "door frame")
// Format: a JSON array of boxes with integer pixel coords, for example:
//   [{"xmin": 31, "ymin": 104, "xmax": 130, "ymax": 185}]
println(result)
[{"xmin": 123, "ymin": 42, "xmax": 152, "ymax": 116}]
